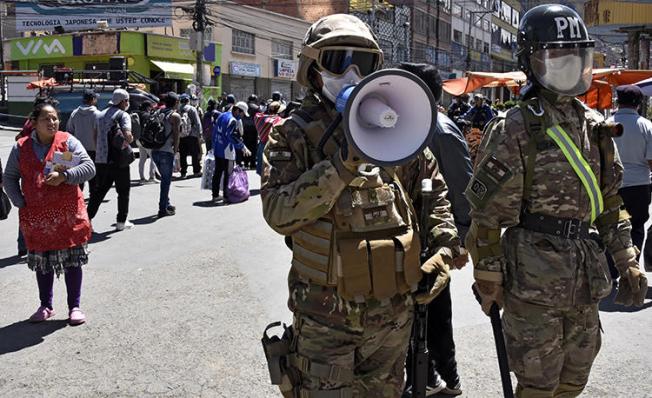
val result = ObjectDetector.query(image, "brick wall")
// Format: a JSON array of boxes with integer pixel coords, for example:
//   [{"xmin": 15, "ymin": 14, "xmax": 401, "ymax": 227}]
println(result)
[{"xmin": 232, "ymin": 0, "xmax": 348, "ymax": 22}]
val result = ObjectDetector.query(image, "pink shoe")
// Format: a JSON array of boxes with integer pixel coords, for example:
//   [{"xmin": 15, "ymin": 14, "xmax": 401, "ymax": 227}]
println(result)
[
  {"xmin": 68, "ymin": 307, "xmax": 86, "ymax": 326},
  {"xmin": 29, "ymin": 306, "xmax": 55, "ymax": 323}
]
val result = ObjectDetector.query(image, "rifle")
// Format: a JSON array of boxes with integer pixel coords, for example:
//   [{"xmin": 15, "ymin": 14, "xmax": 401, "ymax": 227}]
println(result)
[
  {"xmin": 472, "ymin": 284, "xmax": 514, "ymax": 398},
  {"xmin": 410, "ymin": 179, "xmax": 435, "ymax": 398}
]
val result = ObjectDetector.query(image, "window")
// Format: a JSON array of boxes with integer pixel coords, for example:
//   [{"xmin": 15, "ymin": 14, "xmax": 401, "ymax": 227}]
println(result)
[
  {"xmin": 476, "ymin": 38, "xmax": 482, "ymax": 51},
  {"xmin": 483, "ymin": 19, "xmax": 490, "ymax": 31},
  {"xmin": 414, "ymin": 10, "xmax": 428, "ymax": 34},
  {"xmin": 232, "ymin": 29, "xmax": 254, "ymax": 54},
  {"xmin": 453, "ymin": 29, "xmax": 463, "ymax": 43},
  {"xmin": 272, "ymin": 39, "xmax": 293, "ymax": 60},
  {"xmin": 484, "ymin": 42, "xmax": 490, "ymax": 53},
  {"xmin": 452, "ymin": 4, "xmax": 462, "ymax": 16},
  {"xmin": 511, "ymin": 9, "xmax": 520, "ymax": 28},
  {"xmin": 379, "ymin": 39, "xmax": 393, "ymax": 62},
  {"xmin": 413, "ymin": 42, "xmax": 427, "ymax": 62},
  {"xmin": 439, "ymin": 20, "xmax": 451, "ymax": 44}
]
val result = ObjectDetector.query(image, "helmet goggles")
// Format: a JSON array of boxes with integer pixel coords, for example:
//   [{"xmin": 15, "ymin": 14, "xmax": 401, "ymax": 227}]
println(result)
[{"xmin": 302, "ymin": 45, "xmax": 383, "ymax": 77}]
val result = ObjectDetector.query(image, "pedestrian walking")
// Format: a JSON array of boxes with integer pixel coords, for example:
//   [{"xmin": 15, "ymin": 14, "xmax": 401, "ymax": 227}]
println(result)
[
  {"xmin": 135, "ymin": 101, "xmax": 159, "ymax": 184},
  {"xmin": 466, "ymin": 6, "xmax": 648, "ymax": 397},
  {"xmin": 211, "ymin": 101, "xmax": 251, "ymax": 204},
  {"xmin": 260, "ymin": 15, "xmax": 462, "ymax": 397},
  {"xmin": 151, "ymin": 92, "xmax": 181, "ymax": 218},
  {"xmin": 66, "ymin": 89, "xmax": 100, "ymax": 195},
  {"xmin": 178, "ymin": 93, "xmax": 203, "ymax": 178},
  {"xmin": 608, "ymin": 85, "xmax": 652, "ymax": 259},
  {"xmin": 242, "ymin": 95, "xmax": 260, "ymax": 170},
  {"xmin": 2, "ymin": 102, "xmax": 95, "ymax": 325},
  {"xmin": 87, "ymin": 88, "xmax": 134, "ymax": 231}
]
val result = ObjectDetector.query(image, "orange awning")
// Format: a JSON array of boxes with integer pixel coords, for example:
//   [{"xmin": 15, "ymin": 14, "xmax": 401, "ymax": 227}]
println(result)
[{"xmin": 443, "ymin": 71, "xmax": 527, "ymax": 96}]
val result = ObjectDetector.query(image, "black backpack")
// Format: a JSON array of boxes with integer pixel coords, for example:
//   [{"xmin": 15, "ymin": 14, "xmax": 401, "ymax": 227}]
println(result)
[
  {"xmin": 140, "ymin": 109, "xmax": 170, "ymax": 149},
  {"xmin": 107, "ymin": 110, "xmax": 135, "ymax": 168}
]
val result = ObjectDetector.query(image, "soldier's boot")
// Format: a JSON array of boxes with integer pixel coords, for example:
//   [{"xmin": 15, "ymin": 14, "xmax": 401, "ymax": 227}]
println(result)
[{"xmin": 552, "ymin": 383, "xmax": 585, "ymax": 398}]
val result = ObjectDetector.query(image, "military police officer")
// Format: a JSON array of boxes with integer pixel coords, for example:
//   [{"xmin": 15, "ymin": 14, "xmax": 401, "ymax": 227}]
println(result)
[
  {"xmin": 261, "ymin": 14, "xmax": 462, "ymax": 397},
  {"xmin": 465, "ymin": 5, "xmax": 648, "ymax": 398}
]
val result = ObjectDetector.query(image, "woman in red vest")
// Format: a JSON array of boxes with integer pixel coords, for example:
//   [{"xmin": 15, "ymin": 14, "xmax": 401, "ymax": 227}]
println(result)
[{"xmin": 3, "ymin": 102, "xmax": 96, "ymax": 325}]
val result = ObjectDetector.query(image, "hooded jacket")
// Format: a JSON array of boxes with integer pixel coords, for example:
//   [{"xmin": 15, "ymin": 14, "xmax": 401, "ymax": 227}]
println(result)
[{"xmin": 66, "ymin": 105, "xmax": 100, "ymax": 152}]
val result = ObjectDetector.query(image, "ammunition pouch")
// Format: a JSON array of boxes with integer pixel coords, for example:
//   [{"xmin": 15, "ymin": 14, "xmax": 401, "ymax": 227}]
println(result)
[
  {"xmin": 261, "ymin": 322, "xmax": 299, "ymax": 397},
  {"xmin": 465, "ymin": 222, "xmax": 503, "ymax": 264},
  {"xmin": 290, "ymin": 175, "xmax": 422, "ymax": 302}
]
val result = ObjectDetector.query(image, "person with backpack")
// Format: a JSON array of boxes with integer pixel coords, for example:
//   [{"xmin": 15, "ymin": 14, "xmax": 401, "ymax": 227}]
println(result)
[
  {"xmin": 202, "ymin": 99, "xmax": 221, "ymax": 151},
  {"xmin": 178, "ymin": 93, "xmax": 203, "ymax": 178},
  {"xmin": 212, "ymin": 101, "xmax": 251, "ymax": 204},
  {"xmin": 242, "ymin": 94, "xmax": 260, "ymax": 170},
  {"xmin": 151, "ymin": 92, "xmax": 181, "ymax": 218},
  {"xmin": 66, "ymin": 89, "xmax": 100, "ymax": 195},
  {"xmin": 134, "ymin": 101, "xmax": 159, "ymax": 184},
  {"xmin": 87, "ymin": 89, "xmax": 134, "ymax": 231}
]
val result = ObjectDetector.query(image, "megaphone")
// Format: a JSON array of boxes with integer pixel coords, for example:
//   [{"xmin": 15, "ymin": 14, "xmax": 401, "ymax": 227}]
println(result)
[{"xmin": 334, "ymin": 68, "xmax": 438, "ymax": 167}]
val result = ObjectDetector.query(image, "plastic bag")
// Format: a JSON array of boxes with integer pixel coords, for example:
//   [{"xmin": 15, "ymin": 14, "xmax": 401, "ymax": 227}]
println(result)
[
  {"xmin": 227, "ymin": 166, "xmax": 250, "ymax": 203},
  {"xmin": 200, "ymin": 152, "xmax": 216, "ymax": 190}
]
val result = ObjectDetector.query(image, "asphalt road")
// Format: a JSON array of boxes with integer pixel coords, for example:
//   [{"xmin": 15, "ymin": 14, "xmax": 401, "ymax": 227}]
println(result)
[{"xmin": 0, "ymin": 128, "xmax": 651, "ymax": 397}]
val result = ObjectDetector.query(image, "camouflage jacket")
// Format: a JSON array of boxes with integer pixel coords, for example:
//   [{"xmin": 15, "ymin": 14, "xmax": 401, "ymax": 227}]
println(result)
[
  {"xmin": 466, "ymin": 94, "xmax": 633, "ymax": 306},
  {"xmin": 261, "ymin": 92, "xmax": 460, "ymax": 257}
]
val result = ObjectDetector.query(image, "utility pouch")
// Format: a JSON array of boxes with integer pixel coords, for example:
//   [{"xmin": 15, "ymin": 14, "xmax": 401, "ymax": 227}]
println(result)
[
  {"xmin": 394, "ymin": 228, "xmax": 422, "ymax": 293},
  {"xmin": 369, "ymin": 239, "xmax": 398, "ymax": 301},
  {"xmin": 261, "ymin": 322, "xmax": 292, "ymax": 385},
  {"xmin": 337, "ymin": 238, "xmax": 372, "ymax": 302}
]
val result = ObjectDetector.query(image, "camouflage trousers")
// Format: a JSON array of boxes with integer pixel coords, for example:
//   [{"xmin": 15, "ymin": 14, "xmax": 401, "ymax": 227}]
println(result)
[
  {"xmin": 502, "ymin": 294, "xmax": 601, "ymax": 398},
  {"xmin": 286, "ymin": 272, "xmax": 414, "ymax": 398}
]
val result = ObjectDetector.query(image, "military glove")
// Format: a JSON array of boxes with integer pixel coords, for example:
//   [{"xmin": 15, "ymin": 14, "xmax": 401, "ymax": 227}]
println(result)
[
  {"xmin": 452, "ymin": 247, "xmax": 469, "ymax": 270},
  {"xmin": 474, "ymin": 279, "xmax": 503, "ymax": 316},
  {"xmin": 415, "ymin": 247, "xmax": 452, "ymax": 305},
  {"xmin": 613, "ymin": 248, "xmax": 648, "ymax": 307}
]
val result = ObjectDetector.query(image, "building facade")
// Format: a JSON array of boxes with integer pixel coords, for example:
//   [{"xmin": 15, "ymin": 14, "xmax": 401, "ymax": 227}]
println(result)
[
  {"xmin": 491, "ymin": 0, "xmax": 521, "ymax": 72},
  {"xmin": 450, "ymin": 0, "xmax": 493, "ymax": 77}
]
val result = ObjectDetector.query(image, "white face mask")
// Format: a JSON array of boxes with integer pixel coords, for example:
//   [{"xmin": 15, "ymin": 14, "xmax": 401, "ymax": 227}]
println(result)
[
  {"xmin": 320, "ymin": 66, "xmax": 363, "ymax": 103},
  {"xmin": 531, "ymin": 48, "xmax": 593, "ymax": 96}
]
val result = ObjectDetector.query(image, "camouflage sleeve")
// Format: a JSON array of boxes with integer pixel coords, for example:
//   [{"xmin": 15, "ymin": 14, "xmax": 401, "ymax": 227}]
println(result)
[
  {"xmin": 465, "ymin": 110, "xmax": 526, "ymax": 273},
  {"xmin": 397, "ymin": 148, "xmax": 460, "ymax": 255},
  {"xmin": 596, "ymin": 142, "xmax": 635, "ymax": 255},
  {"xmin": 260, "ymin": 119, "xmax": 350, "ymax": 236}
]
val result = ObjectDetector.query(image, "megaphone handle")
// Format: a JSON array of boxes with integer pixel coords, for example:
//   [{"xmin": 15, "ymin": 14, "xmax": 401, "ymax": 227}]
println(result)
[{"xmin": 318, "ymin": 113, "xmax": 343, "ymax": 158}]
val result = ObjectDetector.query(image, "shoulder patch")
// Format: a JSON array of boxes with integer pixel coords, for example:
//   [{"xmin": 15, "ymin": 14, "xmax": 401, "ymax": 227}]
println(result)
[
  {"xmin": 483, "ymin": 156, "xmax": 512, "ymax": 183},
  {"xmin": 269, "ymin": 150, "xmax": 293, "ymax": 161},
  {"xmin": 470, "ymin": 179, "xmax": 488, "ymax": 200}
]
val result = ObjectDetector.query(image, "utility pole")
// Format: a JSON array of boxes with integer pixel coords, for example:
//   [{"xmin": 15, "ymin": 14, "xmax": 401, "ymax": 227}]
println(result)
[
  {"xmin": 0, "ymin": 0, "xmax": 6, "ymax": 105},
  {"xmin": 193, "ymin": 0, "xmax": 208, "ymax": 91}
]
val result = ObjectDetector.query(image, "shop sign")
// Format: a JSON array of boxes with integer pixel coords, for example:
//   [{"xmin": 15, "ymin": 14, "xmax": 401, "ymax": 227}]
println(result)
[
  {"xmin": 10, "ymin": 36, "xmax": 73, "ymax": 60},
  {"xmin": 15, "ymin": 0, "xmax": 172, "ymax": 32},
  {"xmin": 230, "ymin": 62, "xmax": 260, "ymax": 77},
  {"xmin": 274, "ymin": 59, "xmax": 297, "ymax": 79},
  {"xmin": 147, "ymin": 35, "xmax": 194, "ymax": 61}
]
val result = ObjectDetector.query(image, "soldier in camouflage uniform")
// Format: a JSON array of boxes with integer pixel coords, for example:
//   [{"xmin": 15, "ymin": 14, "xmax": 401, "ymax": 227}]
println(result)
[
  {"xmin": 465, "ymin": 5, "xmax": 648, "ymax": 398},
  {"xmin": 261, "ymin": 14, "xmax": 462, "ymax": 398}
]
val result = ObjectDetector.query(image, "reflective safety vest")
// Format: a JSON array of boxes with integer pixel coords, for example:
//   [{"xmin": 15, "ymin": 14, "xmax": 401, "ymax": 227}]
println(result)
[{"xmin": 545, "ymin": 124, "xmax": 604, "ymax": 223}]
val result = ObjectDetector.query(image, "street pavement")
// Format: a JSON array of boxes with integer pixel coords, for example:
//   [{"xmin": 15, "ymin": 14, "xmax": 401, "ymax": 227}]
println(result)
[{"xmin": 0, "ymin": 127, "xmax": 651, "ymax": 397}]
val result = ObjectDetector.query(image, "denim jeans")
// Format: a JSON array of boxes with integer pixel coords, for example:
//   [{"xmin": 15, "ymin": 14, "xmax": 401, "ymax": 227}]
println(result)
[
  {"xmin": 256, "ymin": 142, "xmax": 265, "ymax": 176},
  {"xmin": 151, "ymin": 151, "xmax": 174, "ymax": 212}
]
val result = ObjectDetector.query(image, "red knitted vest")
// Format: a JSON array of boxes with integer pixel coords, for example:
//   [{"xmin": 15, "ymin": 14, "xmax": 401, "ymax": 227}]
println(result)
[{"xmin": 18, "ymin": 131, "xmax": 91, "ymax": 252}]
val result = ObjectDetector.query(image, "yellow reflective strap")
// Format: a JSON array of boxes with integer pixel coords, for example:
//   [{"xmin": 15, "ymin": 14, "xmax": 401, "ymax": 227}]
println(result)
[{"xmin": 545, "ymin": 125, "xmax": 604, "ymax": 223}]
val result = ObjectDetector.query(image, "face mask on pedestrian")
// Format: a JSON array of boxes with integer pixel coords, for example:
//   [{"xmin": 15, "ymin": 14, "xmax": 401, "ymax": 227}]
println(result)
[
  {"xmin": 530, "ymin": 47, "xmax": 593, "ymax": 96},
  {"xmin": 319, "ymin": 66, "xmax": 364, "ymax": 103}
]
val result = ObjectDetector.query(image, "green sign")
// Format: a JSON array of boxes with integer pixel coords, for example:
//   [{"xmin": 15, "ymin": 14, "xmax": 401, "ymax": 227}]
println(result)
[
  {"xmin": 9, "ymin": 36, "xmax": 73, "ymax": 61},
  {"xmin": 146, "ymin": 35, "xmax": 194, "ymax": 61}
]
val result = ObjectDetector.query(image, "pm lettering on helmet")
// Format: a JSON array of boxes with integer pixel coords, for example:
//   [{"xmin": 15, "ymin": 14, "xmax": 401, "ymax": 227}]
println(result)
[{"xmin": 555, "ymin": 16, "xmax": 581, "ymax": 39}]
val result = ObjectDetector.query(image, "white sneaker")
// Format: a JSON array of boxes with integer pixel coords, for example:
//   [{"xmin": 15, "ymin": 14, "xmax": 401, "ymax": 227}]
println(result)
[{"xmin": 116, "ymin": 221, "xmax": 134, "ymax": 231}]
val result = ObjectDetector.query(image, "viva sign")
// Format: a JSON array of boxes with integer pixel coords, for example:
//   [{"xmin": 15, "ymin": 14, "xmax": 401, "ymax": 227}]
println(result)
[{"xmin": 10, "ymin": 36, "xmax": 72, "ymax": 60}]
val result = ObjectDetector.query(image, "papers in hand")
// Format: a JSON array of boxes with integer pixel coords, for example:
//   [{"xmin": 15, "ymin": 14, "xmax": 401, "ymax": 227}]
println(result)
[{"xmin": 44, "ymin": 151, "xmax": 81, "ymax": 175}]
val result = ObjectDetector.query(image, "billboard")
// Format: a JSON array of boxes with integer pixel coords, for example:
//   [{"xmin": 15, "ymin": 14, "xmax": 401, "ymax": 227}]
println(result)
[{"xmin": 15, "ymin": 0, "xmax": 172, "ymax": 32}]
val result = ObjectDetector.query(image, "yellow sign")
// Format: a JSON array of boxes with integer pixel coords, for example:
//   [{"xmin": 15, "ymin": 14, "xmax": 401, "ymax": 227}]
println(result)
[
  {"xmin": 146, "ymin": 34, "xmax": 194, "ymax": 61},
  {"xmin": 585, "ymin": 0, "xmax": 652, "ymax": 26}
]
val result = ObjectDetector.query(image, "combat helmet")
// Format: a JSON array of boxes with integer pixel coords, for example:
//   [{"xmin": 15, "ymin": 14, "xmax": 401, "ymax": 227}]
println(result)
[
  {"xmin": 516, "ymin": 4, "xmax": 594, "ymax": 96},
  {"xmin": 297, "ymin": 14, "xmax": 383, "ymax": 89}
]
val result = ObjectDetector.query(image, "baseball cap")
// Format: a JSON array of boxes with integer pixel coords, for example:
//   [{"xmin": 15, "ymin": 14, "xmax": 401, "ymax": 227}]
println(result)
[
  {"xmin": 616, "ymin": 85, "xmax": 643, "ymax": 106},
  {"xmin": 226, "ymin": 94, "xmax": 236, "ymax": 104},
  {"xmin": 82, "ymin": 89, "xmax": 98, "ymax": 101},
  {"xmin": 234, "ymin": 101, "xmax": 250, "ymax": 117},
  {"xmin": 179, "ymin": 93, "xmax": 190, "ymax": 102},
  {"xmin": 109, "ymin": 88, "xmax": 129, "ymax": 105}
]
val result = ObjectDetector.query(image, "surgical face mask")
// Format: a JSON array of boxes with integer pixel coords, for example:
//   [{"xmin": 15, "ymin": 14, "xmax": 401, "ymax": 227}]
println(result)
[
  {"xmin": 530, "ymin": 47, "xmax": 593, "ymax": 96},
  {"xmin": 320, "ymin": 66, "xmax": 364, "ymax": 103}
]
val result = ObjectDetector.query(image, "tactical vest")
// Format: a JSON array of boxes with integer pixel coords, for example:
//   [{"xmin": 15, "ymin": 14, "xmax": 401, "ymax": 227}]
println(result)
[{"xmin": 288, "ymin": 110, "xmax": 423, "ymax": 303}]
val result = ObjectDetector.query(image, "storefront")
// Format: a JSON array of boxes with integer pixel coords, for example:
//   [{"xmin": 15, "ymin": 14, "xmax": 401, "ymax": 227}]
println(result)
[
  {"xmin": 271, "ymin": 59, "xmax": 296, "ymax": 101},
  {"xmin": 3, "ymin": 31, "xmax": 222, "ymax": 114},
  {"xmin": 223, "ymin": 62, "xmax": 260, "ymax": 101}
]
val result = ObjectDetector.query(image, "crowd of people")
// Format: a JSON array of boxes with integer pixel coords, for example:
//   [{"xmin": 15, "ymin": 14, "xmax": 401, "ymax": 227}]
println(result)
[{"xmin": 0, "ymin": 5, "xmax": 650, "ymax": 398}]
